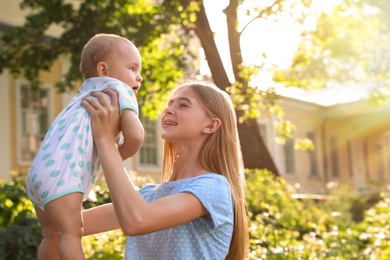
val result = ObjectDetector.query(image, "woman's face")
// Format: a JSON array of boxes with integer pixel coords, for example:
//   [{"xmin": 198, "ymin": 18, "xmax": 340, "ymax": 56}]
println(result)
[{"xmin": 161, "ymin": 87, "xmax": 212, "ymax": 144}]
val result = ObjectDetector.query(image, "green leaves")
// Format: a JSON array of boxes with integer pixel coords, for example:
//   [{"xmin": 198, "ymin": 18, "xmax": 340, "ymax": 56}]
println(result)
[
  {"xmin": 273, "ymin": 0, "xmax": 390, "ymax": 89},
  {"xmin": 0, "ymin": 0, "xmax": 187, "ymax": 119},
  {"xmin": 0, "ymin": 177, "xmax": 35, "ymax": 227},
  {"xmin": 246, "ymin": 168, "xmax": 388, "ymax": 259}
]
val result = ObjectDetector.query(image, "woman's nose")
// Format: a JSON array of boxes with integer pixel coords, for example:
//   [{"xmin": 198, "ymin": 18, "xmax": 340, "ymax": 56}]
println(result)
[{"xmin": 163, "ymin": 106, "xmax": 173, "ymax": 115}]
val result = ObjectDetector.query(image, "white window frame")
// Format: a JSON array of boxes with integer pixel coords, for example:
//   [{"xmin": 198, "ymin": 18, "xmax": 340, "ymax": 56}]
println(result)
[
  {"xmin": 307, "ymin": 131, "xmax": 319, "ymax": 178},
  {"xmin": 15, "ymin": 80, "xmax": 55, "ymax": 166},
  {"xmin": 136, "ymin": 114, "xmax": 161, "ymax": 171},
  {"xmin": 256, "ymin": 116, "xmax": 278, "ymax": 162},
  {"xmin": 375, "ymin": 142, "xmax": 385, "ymax": 180},
  {"xmin": 347, "ymin": 140, "xmax": 354, "ymax": 177},
  {"xmin": 283, "ymin": 137, "xmax": 296, "ymax": 176},
  {"xmin": 329, "ymin": 136, "xmax": 340, "ymax": 178},
  {"xmin": 386, "ymin": 133, "xmax": 390, "ymax": 179}
]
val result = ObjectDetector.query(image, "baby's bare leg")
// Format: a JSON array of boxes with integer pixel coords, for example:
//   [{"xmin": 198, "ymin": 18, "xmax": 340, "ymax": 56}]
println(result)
[
  {"xmin": 45, "ymin": 192, "xmax": 85, "ymax": 260},
  {"xmin": 35, "ymin": 206, "xmax": 60, "ymax": 260}
]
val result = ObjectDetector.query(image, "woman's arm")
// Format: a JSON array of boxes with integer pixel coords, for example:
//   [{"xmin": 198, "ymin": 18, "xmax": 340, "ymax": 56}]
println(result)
[
  {"xmin": 82, "ymin": 203, "xmax": 120, "ymax": 236},
  {"xmin": 82, "ymin": 89, "xmax": 208, "ymax": 236}
]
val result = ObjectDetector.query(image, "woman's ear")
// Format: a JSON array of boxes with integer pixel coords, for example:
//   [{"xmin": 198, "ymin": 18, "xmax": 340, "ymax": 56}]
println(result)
[
  {"xmin": 202, "ymin": 118, "xmax": 221, "ymax": 134},
  {"xmin": 97, "ymin": 62, "xmax": 108, "ymax": 76}
]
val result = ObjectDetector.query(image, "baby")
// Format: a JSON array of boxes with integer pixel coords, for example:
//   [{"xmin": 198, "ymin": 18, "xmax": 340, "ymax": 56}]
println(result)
[{"xmin": 26, "ymin": 33, "xmax": 144, "ymax": 259}]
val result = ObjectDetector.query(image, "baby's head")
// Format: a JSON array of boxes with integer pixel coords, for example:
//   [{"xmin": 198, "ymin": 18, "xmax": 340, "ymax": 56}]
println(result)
[{"xmin": 79, "ymin": 34, "xmax": 142, "ymax": 91}]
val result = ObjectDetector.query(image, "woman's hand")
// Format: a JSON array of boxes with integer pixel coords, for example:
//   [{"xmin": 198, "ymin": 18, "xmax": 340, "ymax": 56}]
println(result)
[{"xmin": 82, "ymin": 89, "xmax": 120, "ymax": 144}]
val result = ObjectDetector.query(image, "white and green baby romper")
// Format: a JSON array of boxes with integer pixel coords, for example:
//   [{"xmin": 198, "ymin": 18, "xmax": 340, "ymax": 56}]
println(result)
[{"xmin": 26, "ymin": 77, "xmax": 138, "ymax": 210}]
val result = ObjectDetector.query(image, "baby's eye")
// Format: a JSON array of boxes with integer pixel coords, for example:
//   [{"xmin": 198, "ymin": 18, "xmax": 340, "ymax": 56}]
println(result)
[
  {"xmin": 130, "ymin": 67, "xmax": 136, "ymax": 72},
  {"xmin": 179, "ymin": 103, "xmax": 188, "ymax": 107}
]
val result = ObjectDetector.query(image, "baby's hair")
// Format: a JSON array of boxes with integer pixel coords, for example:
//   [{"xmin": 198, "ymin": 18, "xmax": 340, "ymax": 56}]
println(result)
[{"xmin": 79, "ymin": 33, "xmax": 134, "ymax": 78}]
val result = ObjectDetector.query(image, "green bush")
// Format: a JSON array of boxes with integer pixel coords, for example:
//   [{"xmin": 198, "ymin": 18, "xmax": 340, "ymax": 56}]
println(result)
[
  {"xmin": 0, "ymin": 176, "xmax": 35, "ymax": 227},
  {"xmin": 3, "ymin": 169, "xmax": 390, "ymax": 259},
  {"xmin": 83, "ymin": 229, "xmax": 125, "ymax": 259},
  {"xmin": 246, "ymin": 169, "xmax": 330, "ymax": 259},
  {"xmin": 0, "ymin": 172, "xmax": 153, "ymax": 259},
  {"xmin": 354, "ymin": 193, "xmax": 390, "ymax": 259},
  {"xmin": 245, "ymin": 168, "xmax": 387, "ymax": 259},
  {"xmin": 0, "ymin": 176, "xmax": 41, "ymax": 260},
  {"xmin": 0, "ymin": 217, "xmax": 42, "ymax": 260}
]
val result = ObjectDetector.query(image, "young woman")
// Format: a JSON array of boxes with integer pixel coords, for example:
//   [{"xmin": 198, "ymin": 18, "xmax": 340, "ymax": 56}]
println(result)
[{"xmin": 82, "ymin": 81, "xmax": 249, "ymax": 259}]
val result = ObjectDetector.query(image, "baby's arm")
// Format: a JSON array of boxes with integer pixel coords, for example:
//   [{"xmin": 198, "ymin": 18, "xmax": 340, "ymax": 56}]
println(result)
[{"xmin": 118, "ymin": 109, "xmax": 144, "ymax": 160}]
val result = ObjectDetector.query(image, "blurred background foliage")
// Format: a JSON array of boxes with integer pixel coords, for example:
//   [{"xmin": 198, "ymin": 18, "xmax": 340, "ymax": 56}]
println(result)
[{"xmin": 0, "ymin": 169, "xmax": 388, "ymax": 259}]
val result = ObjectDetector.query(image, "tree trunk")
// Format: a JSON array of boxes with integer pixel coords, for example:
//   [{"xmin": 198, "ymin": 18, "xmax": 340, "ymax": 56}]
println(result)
[
  {"xmin": 187, "ymin": 0, "xmax": 280, "ymax": 175},
  {"xmin": 237, "ymin": 116, "xmax": 279, "ymax": 174}
]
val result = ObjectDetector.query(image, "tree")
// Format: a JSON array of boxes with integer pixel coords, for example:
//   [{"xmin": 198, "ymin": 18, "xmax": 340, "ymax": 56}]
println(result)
[
  {"xmin": 0, "ymin": 0, "xmax": 322, "ymax": 174},
  {"xmin": 174, "ymin": 0, "xmax": 278, "ymax": 172},
  {"xmin": 273, "ymin": 0, "xmax": 390, "ymax": 90},
  {"xmin": 0, "ymin": 0, "xmax": 187, "ymax": 116},
  {"xmin": 175, "ymin": 0, "xmax": 318, "ymax": 173}
]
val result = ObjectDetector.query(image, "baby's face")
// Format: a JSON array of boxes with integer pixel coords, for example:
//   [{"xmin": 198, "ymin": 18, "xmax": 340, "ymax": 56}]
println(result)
[{"xmin": 106, "ymin": 42, "xmax": 142, "ymax": 93}]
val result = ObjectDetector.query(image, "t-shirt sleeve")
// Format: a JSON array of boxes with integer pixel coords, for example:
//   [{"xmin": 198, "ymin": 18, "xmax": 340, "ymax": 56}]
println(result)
[
  {"xmin": 103, "ymin": 78, "xmax": 139, "ymax": 116},
  {"xmin": 181, "ymin": 174, "xmax": 233, "ymax": 229}
]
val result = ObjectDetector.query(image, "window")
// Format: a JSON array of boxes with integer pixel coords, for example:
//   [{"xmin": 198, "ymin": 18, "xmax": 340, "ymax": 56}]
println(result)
[
  {"xmin": 387, "ymin": 135, "xmax": 390, "ymax": 174},
  {"xmin": 363, "ymin": 139, "xmax": 370, "ymax": 179},
  {"xmin": 307, "ymin": 131, "xmax": 318, "ymax": 177},
  {"xmin": 138, "ymin": 112, "xmax": 159, "ymax": 167},
  {"xmin": 330, "ymin": 136, "xmax": 340, "ymax": 178},
  {"xmin": 347, "ymin": 141, "xmax": 354, "ymax": 177},
  {"xmin": 16, "ymin": 82, "xmax": 51, "ymax": 165},
  {"xmin": 284, "ymin": 138, "xmax": 296, "ymax": 175},
  {"xmin": 376, "ymin": 143, "xmax": 384, "ymax": 180}
]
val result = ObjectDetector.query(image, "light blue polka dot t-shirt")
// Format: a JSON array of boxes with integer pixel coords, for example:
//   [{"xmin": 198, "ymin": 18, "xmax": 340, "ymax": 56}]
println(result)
[
  {"xmin": 26, "ymin": 77, "xmax": 138, "ymax": 210},
  {"xmin": 125, "ymin": 173, "xmax": 234, "ymax": 260}
]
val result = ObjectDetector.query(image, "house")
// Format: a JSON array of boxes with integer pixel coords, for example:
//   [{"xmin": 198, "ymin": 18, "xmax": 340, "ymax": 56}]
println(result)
[
  {"xmin": 0, "ymin": 0, "xmax": 163, "ymax": 182},
  {"xmin": 2, "ymin": 0, "xmax": 390, "ymax": 195},
  {"xmin": 261, "ymin": 83, "xmax": 390, "ymax": 195}
]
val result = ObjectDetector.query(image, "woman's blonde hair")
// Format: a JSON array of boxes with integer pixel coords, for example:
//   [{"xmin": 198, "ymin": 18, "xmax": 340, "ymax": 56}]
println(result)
[
  {"xmin": 79, "ymin": 33, "xmax": 133, "ymax": 78},
  {"xmin": 161, "ymin": 81, "xmax": 249, "ymax": 260}
]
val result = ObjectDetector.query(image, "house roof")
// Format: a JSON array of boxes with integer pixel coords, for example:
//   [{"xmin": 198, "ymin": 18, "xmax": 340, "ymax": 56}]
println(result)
[
  {"xmin": 270, "ymin": 81, "xmax": 390, "ymax": 117},
  {"xmin": 274, "ymin": 81, "xmax": 390, "ymax": 107}
]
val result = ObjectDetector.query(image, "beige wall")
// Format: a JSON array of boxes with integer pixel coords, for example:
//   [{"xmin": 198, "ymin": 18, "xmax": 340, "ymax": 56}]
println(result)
[
  {"xmin": 278, "ymin": 97, "xmax": 390, "ymax": 195},
  {"xmin": 0, "ymin": 0, "xmax": 28, "ymax": 26},
  {"xmin": 277, "ymin": 98, "xmax": 326, "ymax": 193},
  {"xmin": 0, "ymin": 0, "xmax": 63, "ymax": 37},
  {"xmin": 322, "ymin": 108, "xmax": 390, "ymax": 194},
  {"xmin": 0, "ymin": 72, "xmax": 11, "ymax": 179}
]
